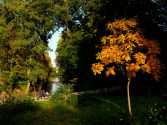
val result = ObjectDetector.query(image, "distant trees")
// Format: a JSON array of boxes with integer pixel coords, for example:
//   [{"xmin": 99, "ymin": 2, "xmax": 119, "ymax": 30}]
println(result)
[
  {"xmin": 91, "ymin": 19, "xmax": 162, "ymax": 116},
  {"xmin": 55, "ymin": 0, "xmax": 84, "ymax": 84}
]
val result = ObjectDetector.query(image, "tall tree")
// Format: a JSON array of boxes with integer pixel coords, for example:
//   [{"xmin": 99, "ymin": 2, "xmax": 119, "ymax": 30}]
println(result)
[
  {"xmin": 55, "ymin": 0, "xmax": 84, "ymax": 83},
  {"xmin": 0, "ymin": 0, "xmax": 56, "ymax": 92},
  {"xmin": 91, "ymin": 19, "xmax": 162, "ymax": 116}
]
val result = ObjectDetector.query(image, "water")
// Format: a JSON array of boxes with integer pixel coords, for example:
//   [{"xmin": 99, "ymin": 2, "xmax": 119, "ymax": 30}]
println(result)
[
  {"xmin": 50, "ymin": 83, "xmax": 58, "ymax": 95},
  {"xmin": 49, "ymin": 76, "xmax": 61, "ymax": 95},
  {"xmin": 52, "ymin": 77, "xmax": 60, "ymax": 83}
]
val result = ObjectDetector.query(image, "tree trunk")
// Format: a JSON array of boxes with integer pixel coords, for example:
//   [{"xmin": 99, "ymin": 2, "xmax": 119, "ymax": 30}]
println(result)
[
  {"xmin": 25, "ymin": 58, "xmax": 32, "ymax": 94},
  {"xmin": 0, "ymin": 67, "xmax": 1, "ymax": 84},
  {"xmin": 66, "ymin": 22, "xmax": 71, "ymax": 36},
  {"xmin": 127, "ymin": 77, "xmax": 132, "ymax": 116},
  {"xmin": 25, "ymin": 69, "xmax": 30, "ymax": 94}
]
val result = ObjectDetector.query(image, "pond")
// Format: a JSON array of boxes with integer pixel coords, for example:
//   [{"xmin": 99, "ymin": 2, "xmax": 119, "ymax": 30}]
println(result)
[{"xmin": 48, "ymin": 76, "xmax": 62, "ymax": 95}]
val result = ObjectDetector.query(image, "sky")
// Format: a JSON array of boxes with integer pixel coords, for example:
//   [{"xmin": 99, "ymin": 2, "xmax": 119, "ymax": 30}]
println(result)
[{"xmin": 48, "ymin": 28, "xmax": 63, "ymax": 67}]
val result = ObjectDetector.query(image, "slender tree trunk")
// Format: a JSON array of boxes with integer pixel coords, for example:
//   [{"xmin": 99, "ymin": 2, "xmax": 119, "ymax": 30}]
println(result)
[
  {"xmin": 0, "ymin": 66, "xmax": 4, "ymax": 88},
  {"xmin": 0, "ymin": 67, "xmax": 1, "ymax": 84},
  {"xmin": 66, "ymin": 22, "xmax": 70, "ymax": 36},
  {"xmin": 25, "ymin": 58, "xmax": 31, "ymax": 94},
  {"xmin": 25, "ymin": 69, "xmax": 30, "ymax": 94},
  {"xmin": 127, "ymin": 77, "xmax": 132, "ymax": 116}
]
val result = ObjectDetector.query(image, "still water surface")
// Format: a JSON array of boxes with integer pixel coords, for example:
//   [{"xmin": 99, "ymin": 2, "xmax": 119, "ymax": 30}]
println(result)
[{"xmin": 49, "ymin": 77, "xmax": 61, "ymax": 95}]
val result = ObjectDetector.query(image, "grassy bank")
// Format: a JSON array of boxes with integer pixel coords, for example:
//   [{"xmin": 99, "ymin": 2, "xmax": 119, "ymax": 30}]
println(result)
[{"xmin": 0, "ymin": 92, "xmax": 167, "ymax": 125}]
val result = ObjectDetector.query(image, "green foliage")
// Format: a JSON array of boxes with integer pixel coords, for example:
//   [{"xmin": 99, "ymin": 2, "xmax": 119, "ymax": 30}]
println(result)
[
  {"xmin": 0, "ymin": 0, "xmax": 54, "ymax": 91},
  {"xmin": 80, "ymin": 105, "xmax": 130, "ymax": 125},
  {"xmin": 56, "ymin": 37, "xmax": 79, "ymax": 69},
  {"xmin": 148, "ymin": 103, "xmax": 167, "ymax": 124},
  {"xmin": 0, "ymin": 95, "xmax": 39, "ymax": 124},
  {"xmin": 56, "ymin": 31, "xmax": 84, "ymax": 83},
  {"xmin": 0, "ymin": 84, "xmax": 7, "ymax": 92},
  {"xmin": 0, "ymin": 92, "xmax": 167, "ymax": 125},
  {"xmin": 50, "ymin": 84, "xmax": 78, "ymax": 105}
]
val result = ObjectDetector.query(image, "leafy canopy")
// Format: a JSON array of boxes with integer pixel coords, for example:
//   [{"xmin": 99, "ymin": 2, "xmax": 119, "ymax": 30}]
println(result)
[
  {"xmin": 92, "ymin": 19, "xmax": 161, "ymax": 81},
  {"xmin": 0, "ymin": 0, "xmax": 54, "ymax": 91}
]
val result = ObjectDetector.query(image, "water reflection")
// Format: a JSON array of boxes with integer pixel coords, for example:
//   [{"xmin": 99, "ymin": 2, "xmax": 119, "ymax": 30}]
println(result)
[
  {"xmin": 49, "ymin": 76, "xmax": 61, "ymax": 95},
  {"xmin": 51, "ymin": 83, "xmax": 58, "ymax": 95},
  {"xmin": 52, "ymin": 77, "xmax": 60, "ymax": 83}
]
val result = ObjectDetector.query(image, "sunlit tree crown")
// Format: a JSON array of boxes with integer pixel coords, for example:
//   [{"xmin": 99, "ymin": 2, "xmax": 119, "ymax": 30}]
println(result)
[{"xmin": 92, "ymin": 19, "xmax": 161, "ymax": 81}]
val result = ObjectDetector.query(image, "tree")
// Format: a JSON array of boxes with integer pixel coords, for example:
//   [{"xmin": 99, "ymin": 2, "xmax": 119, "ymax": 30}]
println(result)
[
  {"xmin": 91, "ymin": 19, "xmax": 162, "ymax": 116},
  {"xmin": 55, "ymin": 0, "xmax": 84, "ymax": 84},
  {"xmin": 0, "ymin": 0, "xmax": 56, "ymax": 92},
  {"xmin": 55, "ymin": 0, "xmax": 166, "ymax": 91}
]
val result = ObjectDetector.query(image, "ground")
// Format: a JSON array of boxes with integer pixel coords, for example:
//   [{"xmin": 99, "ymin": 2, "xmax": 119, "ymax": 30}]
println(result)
[{"xmin": 0, "ymin": 90, "xmax": 167, "ymax": 125}]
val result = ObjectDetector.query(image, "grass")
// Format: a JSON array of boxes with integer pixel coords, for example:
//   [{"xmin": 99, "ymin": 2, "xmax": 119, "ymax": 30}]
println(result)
[{"xmin": 0, "ymin": 92, "xmax": 167, "ymax": 125}]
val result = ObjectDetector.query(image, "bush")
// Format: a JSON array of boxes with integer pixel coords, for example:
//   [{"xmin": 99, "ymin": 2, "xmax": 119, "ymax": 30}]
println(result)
[
  {"xmin": 148, "ymin": 103, "xmax": 167, "ymax": 124},
  {"xmin": 0, "ymin": 95, "xmax": 39, "ymax": 124},
  {"xmin": 50, "ymin": 84, "xmax": 78, "ymax": 106}
]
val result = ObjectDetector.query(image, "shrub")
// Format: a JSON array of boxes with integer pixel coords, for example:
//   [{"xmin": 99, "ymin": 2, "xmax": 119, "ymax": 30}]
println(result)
[
  {"xmin": 0, "ymin": 95, "xmax": 39, "ymax": 124},
  {"xmin": 148, "ymin": 103, "xmax": 167, "ymax": 124},
  {"xmin": 50, "ymin": 84, "xmax": 78, "ymax": 106}
]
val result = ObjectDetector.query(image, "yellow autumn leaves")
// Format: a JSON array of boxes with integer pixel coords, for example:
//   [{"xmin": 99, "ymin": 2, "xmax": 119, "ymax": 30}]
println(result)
[
  {"xmin": 96, "ymin": 45, "xmax": 131, "ymax": 65},
  {"xmin": 92, "ymin": 63, "xmax": 104, "ymax": 75},
  {"xmin": 134, "ymin": 52, "xmax": 147, "ymax": 65},
  {"xmin": 106, "ymin": 66, "xmax": 116, "ymax": 76},
  {"xmin": 91, "ymin": 63, "xmax": 116, "ymax": 76},
  {"xmin": 107, "ymin": 19, "xmax": 137, "ymax": 33},
  {"xmin": 91, "ymin": 18, "xmax": 161, "ymax": 81}
]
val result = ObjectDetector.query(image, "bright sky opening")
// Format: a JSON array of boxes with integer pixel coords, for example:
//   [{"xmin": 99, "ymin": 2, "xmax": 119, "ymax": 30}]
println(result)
[{"xmin": 48, "ymin": 28, "xmax": 63, "ymax": 67}]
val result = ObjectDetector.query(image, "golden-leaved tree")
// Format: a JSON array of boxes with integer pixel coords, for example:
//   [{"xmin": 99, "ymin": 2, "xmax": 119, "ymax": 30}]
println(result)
[{"xmin": 91, "ymin": 19, "xmax": 162, "ymax": 116}]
